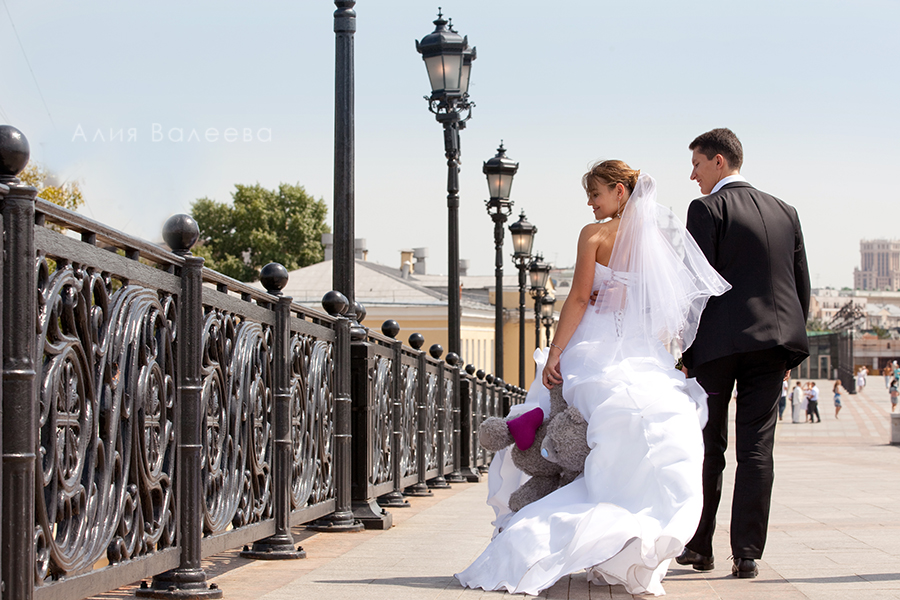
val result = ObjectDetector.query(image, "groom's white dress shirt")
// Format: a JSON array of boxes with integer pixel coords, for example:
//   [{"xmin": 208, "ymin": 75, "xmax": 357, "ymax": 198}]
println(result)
[{"xmin": 710, "ymin": 174, "xmax": 747, "ymax": 195}]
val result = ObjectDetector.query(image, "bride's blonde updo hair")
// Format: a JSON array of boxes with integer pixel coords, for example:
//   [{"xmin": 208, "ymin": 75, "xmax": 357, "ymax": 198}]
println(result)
[{"xmin": 582, "ymin": 160, "xmax": 641, "ymax": 194}]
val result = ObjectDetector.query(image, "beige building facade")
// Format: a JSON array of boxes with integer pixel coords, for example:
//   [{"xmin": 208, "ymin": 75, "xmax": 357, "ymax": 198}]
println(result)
[
  {"xmin": 854, "ymin": 239, "xmax": 900, "ymax": 291},
  {"xmin": 260, "ymin": 259, "xmax": 555, "ymax": 387},
  {"xmin": 809, "ymin": 288, "xmax": 900, "ymax": 330}
]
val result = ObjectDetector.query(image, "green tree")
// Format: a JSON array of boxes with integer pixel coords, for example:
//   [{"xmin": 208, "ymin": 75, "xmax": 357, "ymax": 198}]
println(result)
[
  {"xmin": 19, "ymin": 162, "xmax": 85, "ymax": 211},
  {"xmin": 191, "ymin": 183, "xmax": 330, "ymax": 282},
  {"xmin": 872, "ymin": 325, "xmax": 891, "ymax": 340},
  {"xmin": 806, "ymin": 317, "xmax": 830, "ymax": 332}
]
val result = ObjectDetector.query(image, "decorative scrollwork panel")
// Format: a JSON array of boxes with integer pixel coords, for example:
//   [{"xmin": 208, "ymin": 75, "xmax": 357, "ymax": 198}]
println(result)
[
  {"xmin": 35, "ymin": 260, "xmax": 176, "ymax": 583},
  {"xmin": 442, "ymin": 376, "xmax": 454, "ymax": 470},
  {"xmin": 425, "ymin": 372, "xmax": 439, "ymax": 471},
  {"xmin": 399, "ymin": 363, "xmax": 417, "ymax": 479},
  {"xmin": 200, "ymin": 310, "xmax": 273, "ymax": 535},
  {"xmin": 474, "ymin": 386, "xmax": 485, "ymax": 465},
  {"xmin": 290, "ymin": 335, "xmax": 335, "ymax": 509},
  {"xmin": 371, "ymin": 354, "xmax": 392, "ymax": 486}
]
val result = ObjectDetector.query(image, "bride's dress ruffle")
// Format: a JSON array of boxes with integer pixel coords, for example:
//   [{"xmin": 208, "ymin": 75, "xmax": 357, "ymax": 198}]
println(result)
[
  {"xmin": 457, "ymin": 270, "xmax": 709, "ymax": 596},
  {"xmin": 457, "ymin": 347, "xmax": 706, "ymax": 596}
]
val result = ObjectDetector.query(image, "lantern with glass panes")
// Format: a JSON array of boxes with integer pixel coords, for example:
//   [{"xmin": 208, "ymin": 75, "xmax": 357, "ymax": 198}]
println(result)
[{"xmin": 529, "ymin": 254, "xmax": 552, "ymax": 349}]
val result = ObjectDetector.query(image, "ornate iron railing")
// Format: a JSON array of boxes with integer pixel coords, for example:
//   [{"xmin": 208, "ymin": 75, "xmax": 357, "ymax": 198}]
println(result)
[{"xmin": 0, "ymin": 131, "xmax": 527, "ymax": 600}]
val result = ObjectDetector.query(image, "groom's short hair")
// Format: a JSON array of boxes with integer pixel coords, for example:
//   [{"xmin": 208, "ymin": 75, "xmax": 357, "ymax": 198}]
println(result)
[{"xmin": 689, "ymin": 128, "xmax": 743, "ymax": 171}]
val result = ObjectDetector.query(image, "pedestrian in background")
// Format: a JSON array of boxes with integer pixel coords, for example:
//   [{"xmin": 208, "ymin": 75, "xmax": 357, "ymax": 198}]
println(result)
[
  {"xmin": 884, "ymin": 365, "xmax": 892, "ymax": 389},
  {"xmin": 791, "ymin": 380, "xmax": 804, "ymax": 424},
  {"xmin": 806, "ymin": 382, "xmax": 821, "ymax": 423},
  {"xmin": 856, "ymin": 368, "xmax": 866, "ymax": 393},
  {"xmin": 778, "ymin": 374, "xmax": 789, "ymax": 421},
  {"xmin": 803, "ymin": 382, "xmax": 812, "ymax": 422},
  {"xmin": 890, "ymin": 378, "xmax": 898, "ymax": 413},
  {"xmin": 833, "ymin": 380, "xmax": 843, "ymax": 419}
]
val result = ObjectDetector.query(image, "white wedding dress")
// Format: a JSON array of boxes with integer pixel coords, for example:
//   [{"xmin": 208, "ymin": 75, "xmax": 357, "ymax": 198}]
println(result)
[{"xmin": 456, "ymin": 174, "xmax": 729, "ymax": 596}]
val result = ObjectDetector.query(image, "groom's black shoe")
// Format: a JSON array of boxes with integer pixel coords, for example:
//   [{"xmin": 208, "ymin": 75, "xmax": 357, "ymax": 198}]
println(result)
[
  {"xmin": 675, "ymin": 548, "xmax": 714, "ymax": 571},
  {"xmin": 732, "ymin": 558, "xmax": 758, "ymax": 578}
]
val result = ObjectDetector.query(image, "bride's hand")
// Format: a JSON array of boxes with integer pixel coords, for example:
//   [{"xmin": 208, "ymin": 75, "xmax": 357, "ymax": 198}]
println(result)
[{"xmin": 542, "ymin": 350, "xmax": 563, "ymax": 388}]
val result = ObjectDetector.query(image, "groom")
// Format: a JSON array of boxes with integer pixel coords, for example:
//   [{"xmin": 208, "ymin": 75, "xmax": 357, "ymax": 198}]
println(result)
[{"xmin": 677, "ymin": 128, "xmax": 810, "ymax": 578}]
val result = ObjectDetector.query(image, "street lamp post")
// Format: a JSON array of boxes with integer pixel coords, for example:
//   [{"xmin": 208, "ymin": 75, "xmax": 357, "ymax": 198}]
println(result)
[
  {"xmin": 416, "ymin": 10, "xmax": 475, "ymax": 358},
  {"xmin": 529, "ymin": 254, "xmax": 552, "ymax": 349},
  {"xmin": 483, "ymin": 143, "xmax": 519, "ymax": 379},
  {"xmin": 509, "ymin": 212, "xmax": 536, "ymax": 387},
  {"xmin": 333, "ymin": 0, "xmax": 363, "ymax": 338},
  {"xmin": 541, "ymin": 294, "xmax": 557, "ymax": 347}
]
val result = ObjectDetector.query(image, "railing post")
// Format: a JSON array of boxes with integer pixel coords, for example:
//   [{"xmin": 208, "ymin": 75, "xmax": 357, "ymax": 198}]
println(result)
[
  {"xmin": 140, "ymin": 215, "xmax": 221, "ymax": 598},
  {"xmin": 500, "ymin": 381, "xmax": 512, "ymax": 417},
  {"xmin": 242, "ymin": 264, "xmax": 305, "ymax": 559},
  {"xmin": 510, "ymin": 385, "xmax": 525, "ymax": 408},
  {"xmin": 308, "ymin": 292, "xmax": 364, "ymax": 532},
  {"xmin": 458, "ymin": 365, "xmax": 481, "ymax": 482},
  {"xmin": 1, "ymin": 125, "xmax": 37, "ymax": 600},
  {"xmin": 488, "ymin": 375, "xmax": 500, "ymax": 419},
  {"xmin": 349, "ymin": 305, "xmax": 392, "ymax": 529},
  {"xmin": 404, "ymin": 334, "xmax": 432, "ymax": 497},
  {"xmin": 477, "ymin": 371, "xmax": 490, "ymax": 473},
  {"xmin": 0, "ymin": 162, "xmax": 5, "ymax": 598},
  {"xmin": 377, "ymin": 321, "xmax": 410, "ymax": 508},
  {"xmin": 445, "ymin": 353, "xmax": 466, "ymax": 483}
]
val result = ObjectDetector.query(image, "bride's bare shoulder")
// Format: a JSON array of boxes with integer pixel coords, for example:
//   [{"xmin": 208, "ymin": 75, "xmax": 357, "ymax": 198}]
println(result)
[
  {"xmin": 579, "ymin": 220, "xmax": 616, "ymax": 242},
  {"xmin": 578, "ymin": 221, "xmax": 617, "ymax": 266}
]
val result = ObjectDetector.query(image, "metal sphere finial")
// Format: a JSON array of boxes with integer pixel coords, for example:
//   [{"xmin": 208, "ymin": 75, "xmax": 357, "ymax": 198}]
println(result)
[
  {"xmin": 408, "ymin": 333, "xmax": 425, "ymax": 350},
  {"xmin": 322, "ymin": 290, "xmax": 350, "ymax": 316},
  {"xmin": 354, "ymin": 301, "xmax": 367, "ymax": 323},
  {"xmin": 446, "ymin": 351, "xmax": 460, "ymax": 366},
  {"xmin": 465, "ymin": 364, "xmax": 476, "ymax": 375},
  {"xmin": 0, "ymin": 125, "xmax": 31, "ymax": 179},
  {"xmin": 162, "ymin": 214, "xmax": 200, "ymax": 256},
  {"xmin": 381, "ymin": 320, "xmax": 400, "ymax": 339},
  {"xmin": 259, "ymin": 263, "xmax": 289, "ymax": 294},
  {"xmin": 429, "ymin": 344, "xmax": 444, "ymax": 359}
]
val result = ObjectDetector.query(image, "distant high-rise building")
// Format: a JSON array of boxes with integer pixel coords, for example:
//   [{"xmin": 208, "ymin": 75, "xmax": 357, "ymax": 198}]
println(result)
[{"xmin": 854, "ymin": 239, "xmax": 900, "ymax": 290}]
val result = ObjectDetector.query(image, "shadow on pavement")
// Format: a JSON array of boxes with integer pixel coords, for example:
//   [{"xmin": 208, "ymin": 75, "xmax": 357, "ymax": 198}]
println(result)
[
  {"xmin": 314, "ymin": 576, "xmax": 458, "ymax": 589},
  {"xmin": 787, "ymin": 573, "xmax": 900, "ymax": 584}
]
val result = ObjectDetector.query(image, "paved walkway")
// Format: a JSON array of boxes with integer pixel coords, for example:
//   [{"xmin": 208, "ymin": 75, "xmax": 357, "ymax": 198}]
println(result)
[{"xmin": 95, "ymin": 379, "xmax": 900, "ymax": 600}]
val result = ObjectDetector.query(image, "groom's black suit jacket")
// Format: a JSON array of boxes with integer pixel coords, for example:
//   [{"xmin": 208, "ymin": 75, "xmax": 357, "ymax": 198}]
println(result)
[{"xmin": 682, "ymin": 181, "xmax": 810, "ymax": 370}]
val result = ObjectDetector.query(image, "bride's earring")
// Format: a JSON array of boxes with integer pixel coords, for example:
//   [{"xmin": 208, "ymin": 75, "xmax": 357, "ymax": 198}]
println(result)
[{"xmin": 615, "ymin": 198, "xmax": 623, "ymax": 219}]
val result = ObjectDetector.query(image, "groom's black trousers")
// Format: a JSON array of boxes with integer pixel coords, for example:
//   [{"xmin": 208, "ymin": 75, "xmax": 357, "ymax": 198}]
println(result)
[{"xmin": 686, "ymin": 348, "xmax": 788, "ymax": 559}]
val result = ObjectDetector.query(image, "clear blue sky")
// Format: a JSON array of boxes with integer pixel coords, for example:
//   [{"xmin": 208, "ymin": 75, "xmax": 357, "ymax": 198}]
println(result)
[{"xmin": 2, "ymin": 0, "xmax": 897, "ymax": 289}]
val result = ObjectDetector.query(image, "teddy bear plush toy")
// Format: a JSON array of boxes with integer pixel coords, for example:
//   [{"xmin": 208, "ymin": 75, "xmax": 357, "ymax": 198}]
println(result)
[{"xmin": 478, "ymin": 385, "xmax": 590, "ymax": 512}]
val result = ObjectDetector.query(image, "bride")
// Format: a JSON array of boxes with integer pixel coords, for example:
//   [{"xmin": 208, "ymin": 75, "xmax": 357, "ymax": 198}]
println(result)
[{"xmin": 456, "ymin": 160, "xmax": 730, "ymax": 596}]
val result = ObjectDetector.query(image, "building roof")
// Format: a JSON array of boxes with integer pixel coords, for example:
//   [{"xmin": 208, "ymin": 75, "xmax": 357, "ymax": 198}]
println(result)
[
  {"xmin": 253, "ymin": 259, "xmax": 497, "ymax": 311},
  {"xmin": 866, "ymin": 303, "xmax": 900, "ymax": 317}
]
